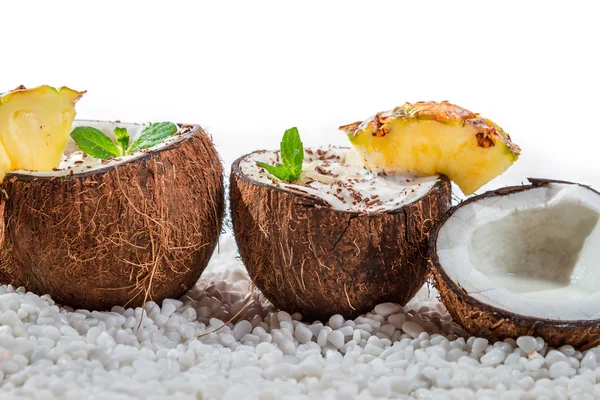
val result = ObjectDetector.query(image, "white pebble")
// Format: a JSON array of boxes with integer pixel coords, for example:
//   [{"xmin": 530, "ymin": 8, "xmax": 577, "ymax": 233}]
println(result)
[
  {"xmin": 328, "ymin": 314, "xmax": 344, "ymax": 330},
  {"xmin": 232, "ymin": 320, "xmax": 253, "ymax": 341},
  {"xmin": 471, "ymin": 338, "xmax": 488, "ymax": 354},
  {"xmin": 277, "ymin": 311, "xmax": 292, "ymax": 322},
  {"xmin": 388, "ymin": 314, "xmax": 406, "ymax": 329},
  {"xmin": 546, "ymin": 350, "xmax": 569, "ymax": 366},
  {"xmin": 209, "ymin": 318, "xmax": 225, "ymax": 329},
  {"xmin": 549, "ymin": 361, "xmax": 574, "ymax": 378},
  {"xmin": 516, "ymin": 336, "xmax": 537, "ymax": 354},
  {"xmin": 337, "ymin": 326, "xmax": 354, "ymax": 337},
  {"xmin": 327, "ymin": 330, "xmax": 345, "ymax": 349},
  {"xmin": 317, "ymin": 328, "xmax": 329, "ymax": 347},
  {"xmin": 374, "ymin": 303, "xmax": 401, "ymax": 317},
  {"xmin": 401, "ymin": 321, "xmax": 424, "ymax": 338},
  {"xmin": 256, "ymin": 342, "xmax": 276, "ymax": 357},
  {"xmin": 581, "ymin": 351, "xmax": 597, "ymax": 370},
  {"xmin": 481, "ymin": 348, "xmax": 505, "ymax": 366},
  {"xmin": 295, "ymin": 324, "xmax": 313, "ymax": 344}
]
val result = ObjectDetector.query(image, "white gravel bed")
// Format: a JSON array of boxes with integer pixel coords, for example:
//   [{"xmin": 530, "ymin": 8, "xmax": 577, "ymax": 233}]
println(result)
[{"xmin": 0, "ymin": 233, "xmax": 599, "ymax": 399}]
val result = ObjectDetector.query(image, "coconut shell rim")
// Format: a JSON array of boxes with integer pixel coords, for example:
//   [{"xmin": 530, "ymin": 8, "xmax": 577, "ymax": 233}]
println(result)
[
  {"xmin": 231, "ymin": 148, "xmax": 451, "ymax": 216},
  {"xmin": 429, "ymin": 177, "xmax": 600, "ymax": 328},
  {"xmin": 6, "ymin": 121, "xmax": 204, "ymax": 182}
]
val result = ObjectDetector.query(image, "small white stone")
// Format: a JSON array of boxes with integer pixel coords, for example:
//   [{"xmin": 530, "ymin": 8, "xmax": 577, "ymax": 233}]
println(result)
[
  {"xmin": 365, "ymin": 344, "xmax": 383, "ymax": 357},
  {"xmin": 279, "ymin": 339, "xmax": 296, "ymax": 356},
  {"xmin": 241, "ymin": 334, "xmax": 260, "ymax": 345},
  {"xmin": 401, "ymin": 321, "xmax": 424, "ymax": 338},
  {"xmin": 232, "ymin": 320, "xmax": 253, "ymax": 341},
  {"xmin": 516, "ymin": 336, "xmax": 537, "ymax": 354},
  {"xmin": 317, "ymin": 328, "xmax": 330, "ymax": 347},
  {"xmin": 379, "ymin": 324, "xmax": 396, "ymax": 339},
  {"xmin": 328, "ymin": 314, "xmax": 344, "ymax": 330},
  {"xmin": 548, "ymin": 361, "xmax": 573, "ymax": 378},
  {"xmin": 559, "ymin": 345, "xmax": 576, "ymax": 357},
  {"xmin": 161, "ymin": 303, "xmax": 177, "ymax": 317},
  {"xmin": 374, "ymin": 303, "xmax": 401, "ymax": 317},
  {"xmin": 327, "ymin": 330, "xmax": 345, "ymax": 349},
  {"xmin": 471, "ymin": 338, "xmax": 488, "ymax": 354},
  {"xmin": 545, "ymin": 350, "xmax": 569, "ymax": 366},
  {"xmin": 209, "ymin": 318, "xmax": 225, "ymax": 329},
  {"xmin": 277, "ymin": 311, "xmax": 292, "ymax": 322},
  {"xmin": 336, "ymin": 326, "xmax": 354, "ymax": 337},
  {"xmin": 481, "ymin": 348, "xmax": 505, "ymax": 366},
  {"xmin": 535, "ymin": 337, "xmax": 545, "ymax": 351},
  {"xmin": 581, "ymin": 351, "xmax": 597, "ymax": 369},
  {"xmin": 256, "ymin": 342, "xmax": 276, "ymax": 357},
  {"xmin": 295, "ymin": 324, "xmax": 313, "ymax": 344}
]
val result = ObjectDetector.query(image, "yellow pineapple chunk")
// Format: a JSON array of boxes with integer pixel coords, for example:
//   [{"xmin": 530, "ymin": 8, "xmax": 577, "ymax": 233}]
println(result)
[
  {"xmin": 340, "ymin": 101, "xmax": 520, "ymax": 195},
  {"xmin": 0, "ymin": 143, "xmax": 10, "ymax": 182},
  {"xmin": 0, "ymin": 85, "xmax": 84, "ymax": 171}
]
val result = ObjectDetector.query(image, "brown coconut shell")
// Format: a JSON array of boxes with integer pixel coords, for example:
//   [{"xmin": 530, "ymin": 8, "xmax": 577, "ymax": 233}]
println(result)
[
  {"xmin": 0, "ymin": 123, "xmax": 224, "ymax": 310},
  {"xmin": 230, "ymin": 149, "xmax": 452, "ymax": 321},
  {"xmin": 430, "ymin": 178, "xmax": 600, "ymax": 349}
]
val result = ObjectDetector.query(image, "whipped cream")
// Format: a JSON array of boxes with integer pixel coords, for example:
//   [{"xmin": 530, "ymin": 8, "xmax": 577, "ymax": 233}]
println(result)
[
  {"xmin": 9, "ymin": 120, "xmax": 185, "ymax": 178},
  {"xmin": 239, "ymin": 147, "xmax": 439, "ymax": 213}
]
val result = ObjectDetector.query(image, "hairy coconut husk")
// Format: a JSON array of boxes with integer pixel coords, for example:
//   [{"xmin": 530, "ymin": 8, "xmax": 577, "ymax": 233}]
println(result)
[
  {"xmin": 230, "ymin": 150, "xmax": 452, "ymax": 321},
  {"xmin": 430, "ymin": 179, "xmax": 600, "ymax": 349},
  {"xmin": 0, "ymin": 124, "xmax": 224, "ymax": 310}
]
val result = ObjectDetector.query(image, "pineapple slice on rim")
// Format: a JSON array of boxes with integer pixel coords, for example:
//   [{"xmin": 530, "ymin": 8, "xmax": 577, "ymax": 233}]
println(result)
[
  {"xmin": 0, "ymin": 85, "xmax": 85, "ymax": 173},
  {"xmin": 340, "ymin": 101, "xmax": 521, "ymax": 195}
]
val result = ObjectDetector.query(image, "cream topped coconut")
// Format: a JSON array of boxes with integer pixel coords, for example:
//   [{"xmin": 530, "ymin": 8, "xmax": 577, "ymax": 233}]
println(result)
[
  {"xmin": 7, "ymin": 120, "xmax": 187, "ymax": 178},
  {"xmin": 239, "ymin": 146, "xmax": 440, "ymax": 213},
  {"xmin": 231, "ymin": 145, "xmax": 451, "ymax": 320}
]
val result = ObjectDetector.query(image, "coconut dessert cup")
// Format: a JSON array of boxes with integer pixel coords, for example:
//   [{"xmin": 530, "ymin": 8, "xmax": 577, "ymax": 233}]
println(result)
[
  {"xmin": 430, "ymin": 178, "xmax": 600, "ymax": 349},
  {"xmin": 0, "ymin": 120, "xmax": 225, "ymax": 310},
  {"xmin": 231, "ymin": 146, "xmax": 452, "ymax": 321}
]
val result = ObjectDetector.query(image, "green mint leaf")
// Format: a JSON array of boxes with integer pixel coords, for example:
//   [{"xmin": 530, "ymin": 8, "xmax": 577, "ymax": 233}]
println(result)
[
  {"xmin": 114, "ymin": 127, "xmax": 130, "ymax": 155},
  {"xmin": 127, "ymin": 122, "xmax": 178, "ymax": 154},
  {"xmin": 280, "ymin": 127, "xmax": 304, "ymax": 181},
  {"xmin": 70, "ymin": 126, "xmax": 120, "ymax": 160},
  {"xmin": 255, "ymin": 127, "xmax": 304, "ymax": 183},
  {"xmin": 256, "ymin": 161, "xmax": 292, "ymax": 182}
]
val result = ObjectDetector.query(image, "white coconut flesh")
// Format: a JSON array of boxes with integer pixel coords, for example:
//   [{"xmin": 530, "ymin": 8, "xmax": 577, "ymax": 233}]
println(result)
[
  {"xmin": 436, "ymin": 182, "xmax": 600, "ymax": 321},
  {"xmin": 239, "ymin": 147, "xmax": 440, "ymax": 213},
  {"xmin": 7, "ymin": 120, "xmax": 184, "ymax": 178}
]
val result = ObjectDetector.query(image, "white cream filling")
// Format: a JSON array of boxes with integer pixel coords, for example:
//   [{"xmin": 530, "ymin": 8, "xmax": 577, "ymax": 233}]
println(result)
[
  {"xmin": 8, "ymin": 120, "xmax": 183, "ymax": 177},
  {"xmin": 239, "ymin": 147, "xmax": 439, "ymax": 213},
  {"xmin": 436, "ymin": 182, "xmax": 600, "ymax": 320}
]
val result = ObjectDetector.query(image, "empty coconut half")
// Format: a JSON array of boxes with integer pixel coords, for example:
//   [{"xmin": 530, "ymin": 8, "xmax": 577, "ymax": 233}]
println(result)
[
  {"xmin": 231, "ymin": 147, "xmax": 451, "ymax": 320},
  {"xmin": 430, "ymin": 179, "xmax": 600, "ymax": 348},
  {"xmin": 0, "ymin": 121, "xmax": 224, "ymax": 310}
]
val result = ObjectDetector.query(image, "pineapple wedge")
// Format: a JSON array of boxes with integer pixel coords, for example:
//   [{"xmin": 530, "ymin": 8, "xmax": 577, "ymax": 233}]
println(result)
[
  {"xmin": 0, "ymin": 85, "xmax": 84, "ymax": 172},
  {"xmin": 0, "ymin": 143, "xmax": 10, "ymax": 182},
  {"xmin": 340, "ymin": 101, "xmax": 520, "ymax": 195}
]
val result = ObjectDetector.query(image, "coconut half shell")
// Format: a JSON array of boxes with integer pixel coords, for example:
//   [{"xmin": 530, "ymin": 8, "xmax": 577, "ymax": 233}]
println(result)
[
  {"xmin": 0, "ymin": 123, "xmax": 224, "ymax": 310},
  {"xmin": 430, "ymin": 179, "xmax": 600, "ymax": 349},
  {"xmin": 230, "ymin": 148, "xmax": 451, "ymax": 321}
]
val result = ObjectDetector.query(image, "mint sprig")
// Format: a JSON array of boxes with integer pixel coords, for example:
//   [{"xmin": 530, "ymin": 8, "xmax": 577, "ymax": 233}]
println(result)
[
  {"xmin": 114, "ymin": 127, "xmax": 130, "ymax": 155},
  {"xmin": 256, "ymin": 127, "xmax": 304, "ymax": 183},
  {"xmin": 70, "ymin": 122, "xmax": 178, "ymax": 160},
  {"xmin": 70, "ymin": 127, "xmax": 120, "ymax": 160},
  {"xmin": 128, "ymin": 122, "xmax": 178, "ymax": 154}
]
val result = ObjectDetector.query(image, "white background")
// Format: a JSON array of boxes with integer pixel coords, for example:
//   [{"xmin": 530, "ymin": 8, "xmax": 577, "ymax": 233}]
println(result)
[{"xmin": 2, "ymin": 0, "xmax": 599, "ymax": 193}]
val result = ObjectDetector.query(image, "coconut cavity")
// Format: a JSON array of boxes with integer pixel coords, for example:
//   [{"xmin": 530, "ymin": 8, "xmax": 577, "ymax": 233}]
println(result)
[
  {"xmin": 9, "ymin": 120, "xmax": 185, "ymax": 177},
  {"xmin": 239, "ymin": 147, "xmax": 439, "ymax": 213},
  {"xmin": 435, "ymin": 182, "xmax": 600, "ymax": 322}
]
